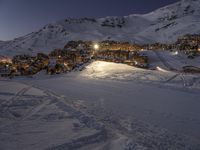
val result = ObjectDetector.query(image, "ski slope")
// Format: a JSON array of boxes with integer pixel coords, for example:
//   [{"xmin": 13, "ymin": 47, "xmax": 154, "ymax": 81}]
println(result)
[{"xmin": 0, "ymin": 50, "xmax": 200, "ymax": 149}]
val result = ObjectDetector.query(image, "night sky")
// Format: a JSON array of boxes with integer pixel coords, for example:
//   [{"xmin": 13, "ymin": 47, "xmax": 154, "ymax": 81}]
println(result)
[{"xmin": 0, "ymin": 0, "xmax": 179, "ymax": 41}]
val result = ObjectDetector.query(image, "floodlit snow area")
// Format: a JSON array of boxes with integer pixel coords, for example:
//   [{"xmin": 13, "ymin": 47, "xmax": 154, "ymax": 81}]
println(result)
[
  {"xmin": 81, "ymin": 50, "xmax": 200, "ymax": 90},
  {"xmin": 81, "ymin": 60, "xmax": 173, "ymax": 83},
  {"xmin": 1, "ymin": 50, "xmax": 200, "ymax": 149}
]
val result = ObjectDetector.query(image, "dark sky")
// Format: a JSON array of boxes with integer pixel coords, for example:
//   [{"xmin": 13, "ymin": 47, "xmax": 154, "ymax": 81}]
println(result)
[{"xmin": 0, "ymin": 0, "xmax": 179, "ymax": 41}]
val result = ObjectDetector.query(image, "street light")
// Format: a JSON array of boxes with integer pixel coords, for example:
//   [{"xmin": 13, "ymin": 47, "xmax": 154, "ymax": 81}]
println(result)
[
  {"xmin": 92, "ymin": 43, "xmax": 99, "ymax": 59},
  {"xmin": 93, "ymin": 44, "xmax": 99, "ymax": 50}
]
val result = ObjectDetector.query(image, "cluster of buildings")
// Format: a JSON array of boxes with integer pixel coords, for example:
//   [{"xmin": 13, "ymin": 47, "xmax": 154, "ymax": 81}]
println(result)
[
  {"xmin": 96, "ymin": 50, "xmax": 148, "ymax": 68},
  {"xmin": 0, "ymin": 56, "xmax": 13, "ymax": 77},
  {"xmin": 0, "ymin": 53, "xmax": 49, "ymax": 77},
  {"xmin": 2, "ymin": 33, "xmax": 200, "ymax": 78},
  {"xmin": 145, "ymin": 34, "xmax": 200, "ymax": 54},
  {"xmin": 175, "ymin": 34, "xmax": 200, "ymax": 56},
  {"xmin": 0, "ymin": 40, "xmax": 149, "ymax": 77},
  {"xmin": 99, "ymin": 40, "xmax": 142, "ymax": 51},
  {"xmin": 143, "ymin": 43, "xmax": 174, "ymax": 51},
  {"xmin": 48, "ymin": 47, "xmax": 93, "ymax": 74}
]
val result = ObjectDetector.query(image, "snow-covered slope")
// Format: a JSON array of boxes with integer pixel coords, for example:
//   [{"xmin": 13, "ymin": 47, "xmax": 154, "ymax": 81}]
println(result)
[
  {"xmin": 139, "ymin": 0, "xmax": 200, "ymax": 43},
  {"xmin": 1, "ymin": 0, "xmax": 200, "ymax": 56},
  {"xmin": 1, "ymin": 50, "xmax": 200, "ymax": 149}
]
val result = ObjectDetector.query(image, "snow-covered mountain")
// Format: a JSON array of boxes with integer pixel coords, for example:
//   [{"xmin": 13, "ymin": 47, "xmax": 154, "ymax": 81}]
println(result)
[{"xmin": 1, "ymin": 0, "xmax": 200, "ymax": 56}]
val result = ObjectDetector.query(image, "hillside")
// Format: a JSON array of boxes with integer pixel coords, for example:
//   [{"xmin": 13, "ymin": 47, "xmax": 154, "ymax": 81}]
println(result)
[{"xmin": 0, "ymin": 0, "xmax": 200, "ymax": 56}]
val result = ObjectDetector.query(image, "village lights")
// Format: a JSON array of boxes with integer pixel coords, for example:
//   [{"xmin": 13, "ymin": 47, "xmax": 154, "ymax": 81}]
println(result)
[
  {"xmin": 64, "ymin": 62, "xmax": 68, "ymax": 66},
  {"xmin": 171, "ymin": 51, "xmax": 178, "ymax": 55},
  {"xmin": 175, "ymin": 51, "xmax": 178, "ymax": 55},
  {"xmin": 93, "ymin": 44, "xmax": 99, "ymax": 50}
]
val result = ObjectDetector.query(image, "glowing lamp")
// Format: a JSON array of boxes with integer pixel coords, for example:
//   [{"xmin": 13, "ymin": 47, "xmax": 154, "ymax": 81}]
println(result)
[{"xmin": 94, "ymin": 44, "xmax": 99, "ymax": 50}]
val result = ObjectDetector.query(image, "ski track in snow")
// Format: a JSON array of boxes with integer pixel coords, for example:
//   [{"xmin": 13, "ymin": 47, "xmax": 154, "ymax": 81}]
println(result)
[
  {"xmin": 1, "ymin": 80, "xmax": 200, "ymax": 150},
  {"xmin": 0, "ymin": 81, "xmax": 108, "ymax": 150},
  {"xmin": 0, "ymin": 50, "xmax": 200, "ymax": 149}
]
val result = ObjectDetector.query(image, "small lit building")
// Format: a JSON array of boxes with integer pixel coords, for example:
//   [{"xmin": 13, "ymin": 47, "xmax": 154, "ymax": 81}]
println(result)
[
  {"xmin": 198, "ymin": 45, "xmax": 200, "ymax": 52},
  {"xmin": 0, "ymin": 64, "xmax": 11, "ymax": 77},
  {"xmin": 0, "ymin": 56, "xmax": 12, "ymax": 64}
]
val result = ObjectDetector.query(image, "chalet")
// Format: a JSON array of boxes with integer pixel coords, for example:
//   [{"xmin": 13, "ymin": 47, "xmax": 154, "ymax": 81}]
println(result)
[
  {"xmin": 47, "ymin": 58, "xmax": 71, "ymax": 74},
  {"xmin": 0, "ymin": 64, "xmax": 10, "ymax": 77},
  {"xmin": 47, "ymin": 58, "xmax": 57, "ymax": 74},
  {"xmin": 198, "ymin": 45, "xmax": 200, "ymax": 52},
  {"xmin": 0, "ymin": 56, "xmax": 12, "ymax": 64}
]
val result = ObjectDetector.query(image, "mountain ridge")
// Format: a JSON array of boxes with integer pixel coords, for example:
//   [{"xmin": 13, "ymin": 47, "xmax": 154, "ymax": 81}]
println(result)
[{"xmin": 1, "ymin": 0, "xmax": 200, "ymax": 56}]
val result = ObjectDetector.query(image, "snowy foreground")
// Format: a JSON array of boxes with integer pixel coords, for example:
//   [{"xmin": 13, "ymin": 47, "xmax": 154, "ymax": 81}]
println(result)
[{"xmin": 1, "ymin": 51, "xmax": 200, "ymax": 150}]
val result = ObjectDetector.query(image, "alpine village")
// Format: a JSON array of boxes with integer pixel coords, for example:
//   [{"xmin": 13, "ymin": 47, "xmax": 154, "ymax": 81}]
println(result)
[{"xmin": 1, "ymin": 33, "xmax": 200, "ymax": 78}]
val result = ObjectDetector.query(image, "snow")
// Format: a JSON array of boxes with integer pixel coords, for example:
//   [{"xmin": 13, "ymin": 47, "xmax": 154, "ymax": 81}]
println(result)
[
  {"xmin": 1, "ymin": 0, "xmax": 200, "ymax": 56},
  {"xmin": 79, "ymin": 60, "xmax": 172, "ymax": 82},
  {"xmin": 0, "ymin": 0, "xmax": 200, "ymax": 148},
  {"xmin": 0, "ymin": 80, "xmax": 106, "ymax": 150},
  {"xmin": 0, "ymin": 50, "xmax": 199, "ymax": 149}
]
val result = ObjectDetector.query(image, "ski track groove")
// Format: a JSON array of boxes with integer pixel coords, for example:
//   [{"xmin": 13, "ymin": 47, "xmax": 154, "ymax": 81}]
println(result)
[
  {"xmin": 164, "ymin": 73, "xmax": 179, "ymax": 83},
  {"xmin": 30, "ymin": 84, "xmax": 200, "ymax": 150},
  {"xmin": 1, "ymin": 52, "xmax": 200, "ymax": 149},
  {"xmin": 0, "ymin": 86, "xmax": 32, "ymax": 112},
  {"xmin": 0, "ymin": 82, "xmax": 109, "ymax": 150},
  {"xmin": 21, "ymin": 97, "xmax": 50, "ymax": 121},
  {"xmin": 154, "ymin": 51, "xmax": 177, "ymax": 71}
]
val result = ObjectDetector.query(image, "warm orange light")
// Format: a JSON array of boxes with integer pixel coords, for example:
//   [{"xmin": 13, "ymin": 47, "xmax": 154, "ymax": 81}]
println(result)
[{"xmin": 94, "ymin": 44, "xmax": 99, "ymax": 50}]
